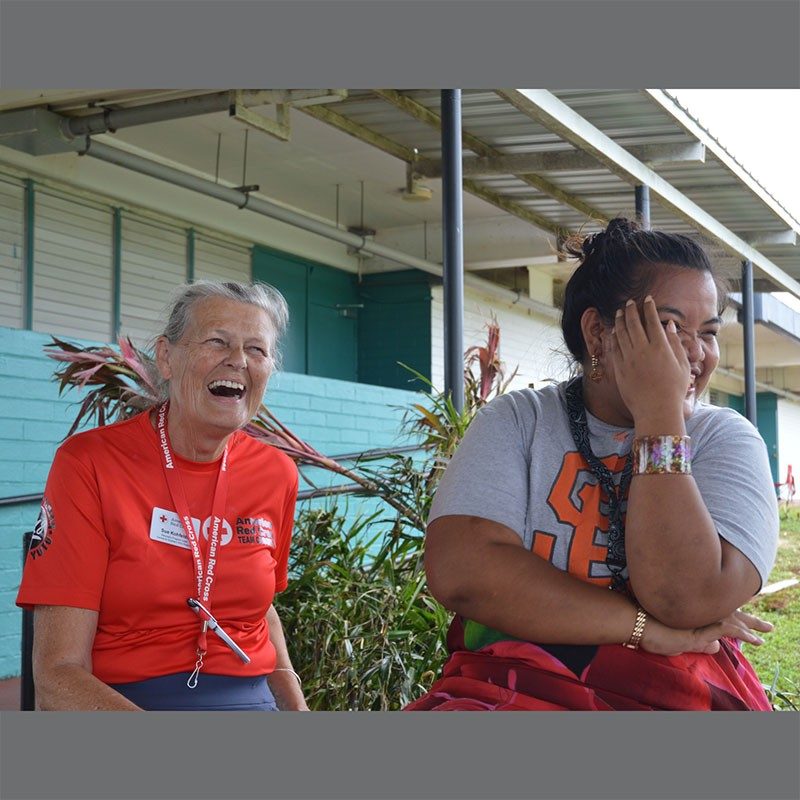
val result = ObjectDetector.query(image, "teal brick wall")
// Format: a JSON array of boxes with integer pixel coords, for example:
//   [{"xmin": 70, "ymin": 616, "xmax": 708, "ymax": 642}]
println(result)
[{"xmin": 0, "ymin": 326, "xmax": 419, "ymax": 679}]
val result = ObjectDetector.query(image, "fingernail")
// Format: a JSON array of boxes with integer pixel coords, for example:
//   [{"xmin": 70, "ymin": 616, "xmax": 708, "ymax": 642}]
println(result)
[
  {"xmin": 616, "ymin": 308, "xmax": 623, "ymax": 317},
  {"xmin": 644, "ymin": 295, "xmax": 654, "ymax": 303},
  {"xmin": 667, "ymin": 320, "xmax": 676, "ymax": 332},
  {"xmin": 626, "ymin": 299, "xmax": 634, "ymax": 307}
]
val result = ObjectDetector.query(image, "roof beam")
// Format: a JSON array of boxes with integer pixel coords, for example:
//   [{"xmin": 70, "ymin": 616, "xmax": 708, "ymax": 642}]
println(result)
[
  {"xmin": 298, "ymin": 103, "xmax": 413, "ymax": 162},
  {"xmin": 498, "ymin": 88, "xmax": 800, "ymax": 299},
  {"xmin": 646, "ymin": 90, "xmax": 800, "ymax": 233},
  {"xmin": 374, "ymin": 88, "xmax": 605, "ymax": 225},
  {"xmin": 300, "ymin": 103, "xmax": 564, "ymax": 236},
  {"xmin": 462, "ymin": 179, "xmax": 564, "ymax": 235},
  {"xmin": 735, "ymin": 229, "xmax": 798, "ymax": 247},
  {"xmin": 416, "ymin": 142, "xmax": 706, "ymax": 178}
]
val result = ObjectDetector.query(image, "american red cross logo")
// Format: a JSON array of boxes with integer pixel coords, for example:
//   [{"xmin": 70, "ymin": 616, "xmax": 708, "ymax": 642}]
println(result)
[{"xmin": 160, "ymin": 515, "xmax": 167, "ymax": 523}]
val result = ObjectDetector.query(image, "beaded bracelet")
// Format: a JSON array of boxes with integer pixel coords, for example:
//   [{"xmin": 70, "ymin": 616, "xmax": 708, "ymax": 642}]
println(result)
[{"xmin": 632, "ymin": 434, "xmax": 692, "ymax": 475}]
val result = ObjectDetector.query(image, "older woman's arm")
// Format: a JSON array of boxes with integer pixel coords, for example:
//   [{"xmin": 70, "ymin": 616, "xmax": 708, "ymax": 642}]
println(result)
[
  {"xmin": 33, "ymin": 606, "xmax": 141, "ymax": 711},
  {"xmin": 265, "ymin": 605, "xmax": 308, "ymax": 711},
  {"xmin": 426, "ymin": 515, "xmax": 771, "ymax": 655}
]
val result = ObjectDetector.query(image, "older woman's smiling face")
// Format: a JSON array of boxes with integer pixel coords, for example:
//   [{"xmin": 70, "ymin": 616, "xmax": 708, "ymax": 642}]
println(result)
[{"xmin": 155, "ymin": 296, "xmax": 275, "ymax": 458}]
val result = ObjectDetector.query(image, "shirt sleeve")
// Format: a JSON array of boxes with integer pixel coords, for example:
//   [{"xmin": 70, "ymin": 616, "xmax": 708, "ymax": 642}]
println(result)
[
  {"xmin": 16, "ymin": 444, "xmax": 110, "ymax": 612},
  {"xmin": 692, "ymin": 409, "xmax": 779, "ymax": 588},
  {"xmin": 428, "ymin": 392, "xmax": 533, "ymax": 540},
  {"xmin": 272, "ymin": 459, "xmax": 299, "ymax": 593}
]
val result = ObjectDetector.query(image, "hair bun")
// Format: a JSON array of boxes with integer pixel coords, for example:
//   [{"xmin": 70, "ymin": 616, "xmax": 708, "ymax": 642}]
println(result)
[
  {"xmin": 581, "ymin": 232, "xmax": 600, "ymax": 257},
  {"xmin": 605, "ymin": 217, "xmax": 640, "ymax": 238}
]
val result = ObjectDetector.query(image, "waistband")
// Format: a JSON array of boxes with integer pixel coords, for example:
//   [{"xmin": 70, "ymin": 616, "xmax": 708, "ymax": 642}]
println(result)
[{"xmin": 109, "ymin": 672, "xmax": 278, "ymax": 711}]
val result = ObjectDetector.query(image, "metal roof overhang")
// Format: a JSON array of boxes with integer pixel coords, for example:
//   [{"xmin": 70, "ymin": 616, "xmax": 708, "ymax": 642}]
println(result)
[{"xmin": 0, "ymin": 87, "xmax": 798, "ymax": 403}]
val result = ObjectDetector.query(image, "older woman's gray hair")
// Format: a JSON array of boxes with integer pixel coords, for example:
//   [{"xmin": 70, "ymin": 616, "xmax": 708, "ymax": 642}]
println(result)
[{"xmin": 152, "ymin": 280, "xmax": 289, "ymax": 400}]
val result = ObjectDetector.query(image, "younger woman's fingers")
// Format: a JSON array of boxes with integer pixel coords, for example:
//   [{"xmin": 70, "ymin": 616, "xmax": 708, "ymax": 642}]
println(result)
[
  {"xmin": 734, "ymin": 610, "xmax": 774, "ymax": 632},
  {"xmin": 664, "ymin": 319, "xmax": 687, "ymax": 364},
  {"xmin": 613, "ymin": 308, "xmax": 633, "ymax": 354},
  {"xmin": 623, "ymin": 298, "xmax": 649, "ymax": 347}
]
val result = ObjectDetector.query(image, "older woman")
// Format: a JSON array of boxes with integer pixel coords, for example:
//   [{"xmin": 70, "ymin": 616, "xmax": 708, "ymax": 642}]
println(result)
[
  {"xmin": 17, "ymin": 281, "xmax": 307, "ymax": 711},
  {"xmin": 407, "ymin": 218, "xmax": 779, "ymax": 711}
]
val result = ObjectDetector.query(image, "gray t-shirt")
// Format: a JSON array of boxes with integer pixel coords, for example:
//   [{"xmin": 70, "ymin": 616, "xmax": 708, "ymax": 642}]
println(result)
[{"xmin": 429, "ymin": 381, "xmax": 778, "ymax": 587}]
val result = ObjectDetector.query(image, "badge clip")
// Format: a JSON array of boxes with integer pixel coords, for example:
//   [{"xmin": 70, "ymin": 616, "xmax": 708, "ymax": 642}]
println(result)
[{"xmin": 187, "ymin": 598, "xmax": 251, "ymax": 664}]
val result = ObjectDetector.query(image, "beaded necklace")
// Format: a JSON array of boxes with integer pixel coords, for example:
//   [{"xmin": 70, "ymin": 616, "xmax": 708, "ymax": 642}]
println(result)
[{"xmin": 564, "ymin": 376, "xmax": 632, "ymax": 594}]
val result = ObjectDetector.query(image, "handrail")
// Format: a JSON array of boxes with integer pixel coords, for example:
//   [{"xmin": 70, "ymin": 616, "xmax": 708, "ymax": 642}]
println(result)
[{"xmin": 0, "ymin": 444, "xmax": 427, "ymax": 508}]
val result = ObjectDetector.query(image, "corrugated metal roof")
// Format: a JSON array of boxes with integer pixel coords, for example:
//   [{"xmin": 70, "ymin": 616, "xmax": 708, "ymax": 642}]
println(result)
[
  {"xmin": 320, "ymin": 88, "xmax": 799, "ymax": 288},
  {"xmin": 0, "ymin": 87, "xmax": 796, "ymax": 290}
]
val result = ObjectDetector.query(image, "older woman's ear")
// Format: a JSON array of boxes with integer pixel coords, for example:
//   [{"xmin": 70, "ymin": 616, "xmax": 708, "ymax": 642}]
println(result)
[{"xmin": 154, "ymin": 336, "xmax": 173, "ymax": 382}]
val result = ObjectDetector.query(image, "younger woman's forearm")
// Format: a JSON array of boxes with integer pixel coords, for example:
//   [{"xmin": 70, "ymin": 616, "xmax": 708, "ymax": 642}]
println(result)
[{"xmin": 426, "ymin": 517, "xmax": 640, "ymax": 647}]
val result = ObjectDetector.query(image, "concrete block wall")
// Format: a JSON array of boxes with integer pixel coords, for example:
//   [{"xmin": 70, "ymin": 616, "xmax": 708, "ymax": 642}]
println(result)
[
  {"xmin": 430, "ymin": 285, "xmax": 571, "ymax": 394},
  {"xmin": 0, "ymin": 326, "xmax": 418, "ymax": 678}
]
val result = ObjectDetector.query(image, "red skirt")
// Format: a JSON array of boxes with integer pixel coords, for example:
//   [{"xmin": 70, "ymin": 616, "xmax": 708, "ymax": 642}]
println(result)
[{"xmin": 405, "ymin": 618, "xmax": 771, "ymax": 711}]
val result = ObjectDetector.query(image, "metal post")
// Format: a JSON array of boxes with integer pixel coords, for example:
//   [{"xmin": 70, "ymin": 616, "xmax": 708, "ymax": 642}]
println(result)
[
  {"xmin": 441, "ymin": 90, "xmax": 465, "ymax": 413},
  {"xmin": 21, "ymin": 530, "xmax": 35, "ymax": 710},
  {"xmin": 635, "ymin": 184, "xmax": 650, "ymax": 229},
  {"xmin": 741, "ymin": 259, "xmax": 757, "ymax": 426},
  {"xmin": 23, "ymin": 179, "xmax": 35, "ymax": 330},
  {"xmin": 112, "ymin": 208, "xmax": 122, "ymax": 340},
  {"xmin": 187, "ymin": 228, "xmax": 196, "ymax": 283}
]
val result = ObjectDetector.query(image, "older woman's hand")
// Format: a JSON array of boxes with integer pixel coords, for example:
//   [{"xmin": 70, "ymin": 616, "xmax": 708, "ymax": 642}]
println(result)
[{"xmin": 641, "ymin": 608, "xmax": 773, "ymax": 657}]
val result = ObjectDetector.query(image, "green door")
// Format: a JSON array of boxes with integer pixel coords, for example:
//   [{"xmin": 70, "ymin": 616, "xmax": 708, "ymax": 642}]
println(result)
[
  {"xmin": 252, "ymin": 246, "xmax": 357, "ymax": 381},
  {"xmin": 727, "ymin": 392, "xmax": 779, "ymax": 483}
]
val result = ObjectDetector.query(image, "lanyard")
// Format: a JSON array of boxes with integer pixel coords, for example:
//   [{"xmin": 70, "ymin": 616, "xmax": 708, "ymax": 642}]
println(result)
[{"xmin": 156, "ymin": 402, "xmax": 232, "ymax": 686}]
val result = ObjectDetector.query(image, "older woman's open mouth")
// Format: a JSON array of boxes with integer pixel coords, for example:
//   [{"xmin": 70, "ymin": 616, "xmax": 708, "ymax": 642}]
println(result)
[{"xmin": 207, "ymin": 379, "xmax": 246, "ymax": 400}]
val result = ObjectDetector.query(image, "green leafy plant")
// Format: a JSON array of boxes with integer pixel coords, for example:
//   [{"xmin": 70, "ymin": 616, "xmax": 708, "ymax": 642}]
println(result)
[
  {"xmin": 761, "ymin": 667, "xmax": 798, "ymax": 711},
  {"xmin": 280, "ymin": 508, "xmax": 450, "ymax": 710}
]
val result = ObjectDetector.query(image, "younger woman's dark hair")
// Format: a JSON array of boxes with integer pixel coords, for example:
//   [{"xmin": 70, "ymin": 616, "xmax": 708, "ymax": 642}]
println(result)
[{"xmin": 560, "ymin": 217, "xmax": 726, "ymax": 362}]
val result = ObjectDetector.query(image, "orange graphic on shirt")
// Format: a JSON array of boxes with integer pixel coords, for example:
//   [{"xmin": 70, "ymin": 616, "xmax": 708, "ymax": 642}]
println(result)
[{"xmin": 533, "ymin": 450, "xmax": 628, "ymax": 586}]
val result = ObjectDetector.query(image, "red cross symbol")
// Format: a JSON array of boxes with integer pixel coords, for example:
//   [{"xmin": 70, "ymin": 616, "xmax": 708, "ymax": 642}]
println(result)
[{"xmin": 160, "ymin": 515, "xmax": 167, "ymax": 523}]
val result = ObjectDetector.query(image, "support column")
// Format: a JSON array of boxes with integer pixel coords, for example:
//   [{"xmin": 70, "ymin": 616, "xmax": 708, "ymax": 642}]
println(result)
[
  {"xmin": 741, "ymin": 259, "xmax": 757, "ymax": 426},
  {"xmin": 23, "ymin": 179, "xmax": 35, "ymax": 330},
  {"xmin": 187, "ymin": 227, "xmax": 196, "ymax": 282},
  {"xmin": 112, "ymin": 208, "xmax": 122, "ymax": 340},
  {"xmin": 635, "ymin": 184, "xmax": 650, "ymax": 229},
  {"xmin": 441, "ymin": 89, "xmax": 465, "ymax": 413}
]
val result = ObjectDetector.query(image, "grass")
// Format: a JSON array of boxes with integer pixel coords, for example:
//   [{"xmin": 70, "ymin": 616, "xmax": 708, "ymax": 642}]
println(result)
[{"xmin": 741, "ymin": 505, "xmax": 800, "ymax": 709}]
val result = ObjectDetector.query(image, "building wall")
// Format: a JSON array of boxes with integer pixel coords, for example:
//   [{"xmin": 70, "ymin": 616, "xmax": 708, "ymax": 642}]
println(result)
[
  {"xmin": 0, "ymin": 325, "xmax": 417, "ymax": 679},
  {"xmin": 358, "ymin": 270, "xmax": 432, "ymax": 390},
  {"xmin": 430, "ymin": 284, "xmax": 570, "ymax": 393},
  {"xmin": 726, "ymin": 391, "xmax": 780, "ymax": 483},
  {"xmin": 777, "ymin": 398, "xmax": 800, "ymax": 499}
]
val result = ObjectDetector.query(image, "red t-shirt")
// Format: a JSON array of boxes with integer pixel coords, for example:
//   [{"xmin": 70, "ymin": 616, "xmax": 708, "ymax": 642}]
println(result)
[{"xmin": 17, "ymin": 411, "xmax": 298, "ymax": 684}]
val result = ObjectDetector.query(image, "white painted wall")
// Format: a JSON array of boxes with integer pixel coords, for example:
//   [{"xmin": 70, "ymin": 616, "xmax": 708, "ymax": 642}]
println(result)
[
  {"xmin": 430, "ymin": 284, "xmax": 570, "ymax": 393},
  {"xmin": 777, "ymin": 398, "xmax": 800, "ymax": 500},
  {"xmin": 0, "ymin": 144, "xmax": 359, "ymax": 275},
  {"xmin": 0, "ymin": 175, "xmax": 24, "ymax": 328}
]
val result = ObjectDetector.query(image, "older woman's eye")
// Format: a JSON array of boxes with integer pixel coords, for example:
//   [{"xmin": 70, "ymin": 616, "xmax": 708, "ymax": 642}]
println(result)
[
  {"xmin": 246, "ymin": 345, "xmax": 268, "ymax": 357},
  {"xmin": 206, "ymin": 337, "xmax": 226, "ymax": 347},
  {"xmin": 701, "ymin": 330, "xmax": 719, "ymax": 340}
]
